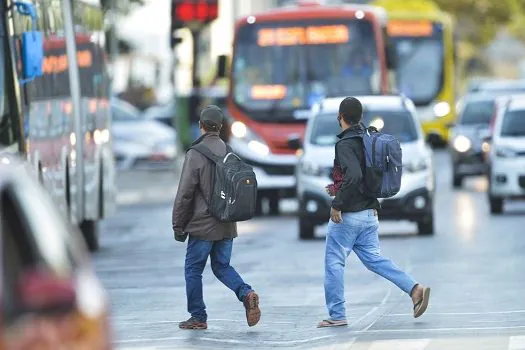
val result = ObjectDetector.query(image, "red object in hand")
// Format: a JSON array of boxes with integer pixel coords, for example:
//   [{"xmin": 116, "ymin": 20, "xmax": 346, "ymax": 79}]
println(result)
[{"xmin": 326, "ymin": 161, "xmax": 344, "ymax": 195}]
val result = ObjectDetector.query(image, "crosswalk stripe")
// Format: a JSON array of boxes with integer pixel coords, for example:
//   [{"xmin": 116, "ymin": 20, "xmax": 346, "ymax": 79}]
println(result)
[
  {"xmin": 509, "ymin": 336, "xmax": 525, "ymax": 350},
  {"xmin": 366, "ymin": 339, "xmax": 431, "ymax": 350}
]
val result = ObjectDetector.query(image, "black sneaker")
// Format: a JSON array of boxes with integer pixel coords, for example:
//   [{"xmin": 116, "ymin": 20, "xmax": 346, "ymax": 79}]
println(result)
[{"xmin": 179, "ymin": 317, "xmax": 207, "ymax": 330}]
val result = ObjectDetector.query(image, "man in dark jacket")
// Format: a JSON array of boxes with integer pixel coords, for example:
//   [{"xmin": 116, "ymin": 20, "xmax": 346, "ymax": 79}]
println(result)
[
  {"xmin": 172, "ymin": 105, "xmax": 261, "ymax": 330},
  {"xmin": 317, "ymin": 97, "xmax": 431, "ymax": 328}
]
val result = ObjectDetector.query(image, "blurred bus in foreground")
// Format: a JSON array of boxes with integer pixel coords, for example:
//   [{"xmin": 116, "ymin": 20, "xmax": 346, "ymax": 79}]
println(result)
[
  {"xmin": 373, "ymin": 0, "xmax": 457, "ymax": 146},
  {"xmin": 0, "ymin": 0, "xmax": 116, "ymax": 251},
  {"xmin": 224, "ymin": 0, "xmax": 397, "ymax": 214}
]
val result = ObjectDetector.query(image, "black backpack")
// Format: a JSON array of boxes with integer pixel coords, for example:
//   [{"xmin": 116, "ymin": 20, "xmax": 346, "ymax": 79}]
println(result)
[{"xmin": 190, "ymin": 143, "xmax": 258, "ymax": 222}]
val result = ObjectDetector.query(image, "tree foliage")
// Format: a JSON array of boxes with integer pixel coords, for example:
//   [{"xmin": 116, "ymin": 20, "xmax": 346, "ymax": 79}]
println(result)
[{"xmin": 433, "ymin": 0, "xmax": 518, "ymax": 45}]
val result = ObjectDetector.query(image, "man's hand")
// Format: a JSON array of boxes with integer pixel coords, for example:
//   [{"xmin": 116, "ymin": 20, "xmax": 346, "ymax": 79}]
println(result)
[
  {"xmin": 174, "ymin": 230, "xmax": 188, "ymax": 242},
  {"xmin": 325, "ymin": 186, "xmax": 335, "ymax": 197},
  {"xmin": 330, "ymin": 208, "xmax": 343, "ymax": 224}
]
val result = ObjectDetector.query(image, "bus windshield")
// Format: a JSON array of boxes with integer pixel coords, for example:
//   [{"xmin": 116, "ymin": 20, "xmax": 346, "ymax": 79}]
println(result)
[
  {"xmin": 390, "ymin": 22, "xmax": 444, "ymax": 106},
  {"xmin": 232, "ymin": 19, "xmax": 380, "ymax": 121}
]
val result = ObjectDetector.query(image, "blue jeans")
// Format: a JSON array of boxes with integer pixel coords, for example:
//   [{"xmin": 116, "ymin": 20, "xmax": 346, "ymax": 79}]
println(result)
[
  {"xmin": 185, "ymin": 237, "xmax": 253, "ymax": 322},
  {"xmin": 324, "ymin": 209, "xmax": 417, "ymax": 321}
]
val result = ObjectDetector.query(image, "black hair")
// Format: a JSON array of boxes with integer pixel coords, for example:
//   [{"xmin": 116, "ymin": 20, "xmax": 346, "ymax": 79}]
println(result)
[
  {"xmin": 200, "ymin": 120, "xmax": 221, "ymax": 132},
  {"xmin": 340, "ymin": 97, "xmax": 363, "ymax": 125}
]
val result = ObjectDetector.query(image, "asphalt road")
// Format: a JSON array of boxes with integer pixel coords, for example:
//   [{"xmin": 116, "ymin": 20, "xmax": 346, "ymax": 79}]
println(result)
[{"xmin": 95, "ymin": 150, "xmax": 525, "ymax": 350}]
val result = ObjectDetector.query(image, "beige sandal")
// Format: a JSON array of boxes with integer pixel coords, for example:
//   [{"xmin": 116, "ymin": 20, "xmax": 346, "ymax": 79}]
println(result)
[
  {"xmin": 317, "ymin": 319, "xmax": 348, "ymax": 328},
  {"xmin": 413, "ymin": 287, "xmax": 431, "ymax": 318}
]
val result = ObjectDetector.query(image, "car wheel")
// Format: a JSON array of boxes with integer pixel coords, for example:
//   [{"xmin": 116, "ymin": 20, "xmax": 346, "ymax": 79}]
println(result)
[
  {"xmin": 417, "ymin": 215, "xmax": 434, "ymax": 235},
  {"xmin": 489, "ymin": 196, "xmax": 503, "ymax": 214},
  {"xmin": 268, "ymin": 194, "xmax": 280, "ymax": 216},
  {"xmin": 80, "ymin": 220, "xmax": 99, "ymax": 252},
  {"xmin": 452, "ymin": 167, "xmax": 463, "ymax": 188},
  {"xmin": 299, "ymin": 218, "xmax": 315, "ymax": 240}
]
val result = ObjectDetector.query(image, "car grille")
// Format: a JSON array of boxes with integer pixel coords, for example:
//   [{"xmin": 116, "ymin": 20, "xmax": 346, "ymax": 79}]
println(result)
[{"xmin": 244, "ymin": 159, "xmax": 295, "ymax": 176}]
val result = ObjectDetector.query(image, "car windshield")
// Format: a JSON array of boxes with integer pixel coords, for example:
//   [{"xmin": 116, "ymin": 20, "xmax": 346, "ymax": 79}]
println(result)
[
  {"xmin": 500, "ymin": 109, "xmax": 525, "ymax": 137},
  {"xmin": 390, "ymin": 22, "xmax": 444, "ymax": 106},
  {"xmin": 232, "ymin": 19, "xmax": 380, "ymax": 121},
  {"xmin": 111, "ymin": 100, "xmax": 143, "ymax": 122},
  {"xmin": 459, "ymin": 100, "xmax": 494, "ymax": 125},
  {"xmin": 310, "ymin": 109, "xmax": 419, "ymax": 146}
]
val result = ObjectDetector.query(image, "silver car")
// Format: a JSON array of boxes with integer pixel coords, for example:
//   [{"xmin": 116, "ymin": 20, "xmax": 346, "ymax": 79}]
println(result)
[
  {"xmin": 111, "ymin": 98, "xmax": 179, "ymax": 170},
  {"xmin": 291, "ymin": 95, "xmax": 435, "ymax": 239},
  {"xmin": 449, "ymin": 93, "xmax": 494, "ymax": 188}
]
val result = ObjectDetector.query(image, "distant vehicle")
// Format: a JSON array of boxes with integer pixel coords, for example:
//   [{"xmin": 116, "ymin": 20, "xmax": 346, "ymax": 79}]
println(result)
[
  {"xmin": 290, "ymin": 95, "xmax": 435, "ymax": 239},
  {"xmin": 1, "ymin": 159, "xmax": 111, "ymax": 349},
  {"xmin": 372, "ymin": 0, "xmax": 458, "ymax": 146},
  {"xmin": 223, "ymin": 1, "xmax": 397, "ymax": 215},
  {"xmin": 0, "ymin": 0, "xmax": 116, "ymax": 252},
  {"xmin": 143, "ymin": 99, "xmax": 177, "ymax": 128},
  {"xmin": 474, "ymin": 79, "xmax": 525, "ymax": 95},
  {"xmin": 111, "ymin": 99, "xmax": 179, "ymax": 170},
  {"xmin": 466, "ymin": 76, "xmax": 494, "ymax": 93},
  {"xmin": 485, "ymin": 94, "xmax": 525, "ymax": 214},
  {"xmin": 449, "ymin": 93, "xmax": 494, "ymax": 188}
]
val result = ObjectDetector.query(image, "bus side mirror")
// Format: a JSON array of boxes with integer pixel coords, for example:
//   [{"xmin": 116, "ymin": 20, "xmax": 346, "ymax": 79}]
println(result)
[
  {"xmin": 216, "ymin": 55, "xmax": 228, "ymax": 79},
  {"xmin": 14, "ymin": 1, "xmax": 44, "ymax": 84}
]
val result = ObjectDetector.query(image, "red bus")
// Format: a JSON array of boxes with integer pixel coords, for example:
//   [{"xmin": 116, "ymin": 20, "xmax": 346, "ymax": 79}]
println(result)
[
  {"xmin": 226, "ymin": 2, "xmax": 396, "ymax": 214},
  {"xmin": 1, "ymin": 0, "xmax": 116, "ymax": 251}
]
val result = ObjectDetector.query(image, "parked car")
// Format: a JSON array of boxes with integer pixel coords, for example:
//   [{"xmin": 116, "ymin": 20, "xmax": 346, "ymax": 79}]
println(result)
[
  {"xmin": 449, "ymin": 93, "xmax": 494, "ymax": 188},
  {"xmin": 111, "ymin": 98, "xmax": 179, "ymax": 170},
  {"xmin": 0, "ymin": 157, "xmax": 111, "ymax": 349},
  {"xmin": 473, "ymin": 79, "xmax": 525, "ymax": 95},
  {"xmin": 291, "ymin": 95, "xmax": 435, "ymax": 239},
  {"xmin": 142, "ymin": 99, "xmax": 176, "ymax": 128},
  {"xmin": 485, "ymin": 94, "xmax": 525, "ymax": 214}
]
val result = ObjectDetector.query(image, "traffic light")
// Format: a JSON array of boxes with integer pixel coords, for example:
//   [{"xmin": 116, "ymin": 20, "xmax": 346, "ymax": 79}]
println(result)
[{"xmin": 171, "ymin": 0, "xmax": 218, "ymax": 26}]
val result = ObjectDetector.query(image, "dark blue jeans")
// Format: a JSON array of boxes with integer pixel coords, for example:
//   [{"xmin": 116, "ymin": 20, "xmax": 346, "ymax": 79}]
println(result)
[{"xmin": 185, "ymin": 237, "xmax": 253, "ymax": 322}]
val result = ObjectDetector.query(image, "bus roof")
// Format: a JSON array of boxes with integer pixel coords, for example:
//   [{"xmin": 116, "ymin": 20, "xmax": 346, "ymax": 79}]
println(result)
[{"xmin": 236, "ymin": 3, "xmax": 388, "ymax": 27}]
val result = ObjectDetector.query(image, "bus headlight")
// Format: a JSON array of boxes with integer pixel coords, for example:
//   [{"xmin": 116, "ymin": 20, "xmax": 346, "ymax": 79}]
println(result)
[
  {"xmin": 453, "ymin": 135, "xmax": 471, "ymax": 153},
  {"xmin": 231, "ymin": 121, "xmax": 269, "ymax": 156},
  {"xmin": 433, "ymin": 101, "xmax": 451, "ymax": 118}
]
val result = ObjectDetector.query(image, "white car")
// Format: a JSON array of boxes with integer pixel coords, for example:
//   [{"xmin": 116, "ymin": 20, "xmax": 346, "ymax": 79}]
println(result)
[
  {"xmin": 486, "ymin": 94, "xmax": 525, "ymax": 214},
  {"xmin": 291, "ymin": 95, "xmax": 435, "ymax": 239},
  {"xmin": 111, "ymin": 98, "xmax": 179, "ymax": 170}
]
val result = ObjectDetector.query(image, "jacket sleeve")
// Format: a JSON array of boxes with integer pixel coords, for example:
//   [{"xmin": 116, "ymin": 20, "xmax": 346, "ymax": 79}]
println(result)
[
  {"xmin": 172, "ymin": 150, "xmax": 200, "ymax": 232},
  {"xmin": 332, "ymin": 141, "xmax": 363, "ymax": 211}
]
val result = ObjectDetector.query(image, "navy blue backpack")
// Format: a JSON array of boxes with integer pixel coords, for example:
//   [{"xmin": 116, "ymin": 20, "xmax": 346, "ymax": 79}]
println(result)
[{"xmin": 339, "ymin": 126, "xmax": 402, "ymax": 198}]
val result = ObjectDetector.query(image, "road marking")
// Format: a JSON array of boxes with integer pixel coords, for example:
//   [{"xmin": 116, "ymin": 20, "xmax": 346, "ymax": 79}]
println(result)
[
  {"xmin": 509, "ymin": 336, "xmax": 525, "ymax": 350},
  {"xmin": 385, "ymin": 310, "xmax": 525, "ymax": 317},
  {"xmin": 367, "ymin": 339, "xmax": 431, "ymax": 350},
  {"xmin": 117, "ymin": 335, "xmax": 337, "ymax": 346},
  {"xmin": 356, "ymin": 325, "xmax": 525, "ymax": 334},
  {"xmin": 349, "ymin": 288, "xmax": 393, "ymax": 329}
]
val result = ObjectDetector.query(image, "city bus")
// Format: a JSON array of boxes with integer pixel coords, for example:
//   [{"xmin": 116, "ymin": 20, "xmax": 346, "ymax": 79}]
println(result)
[
  {"xmin": 226, "ymin": 1, "xmax": 397, "ymax": 214},
  {"xmin": 373, "ymin": 0, "xmax": 457, "ymax": 146},
  {"xmin": 0, "ymin": 0, "xmax": 116, "ymax": 251}
]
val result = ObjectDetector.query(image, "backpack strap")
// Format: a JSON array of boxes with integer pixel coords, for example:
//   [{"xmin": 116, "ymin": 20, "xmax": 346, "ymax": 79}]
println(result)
[{"xmin": 190, "ymin": 143, "xmax": 222, "ymax": 164}]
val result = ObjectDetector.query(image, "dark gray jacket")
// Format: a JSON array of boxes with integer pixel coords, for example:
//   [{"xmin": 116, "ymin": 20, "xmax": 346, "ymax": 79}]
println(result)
[{"xmin": 172, "ymin": 132, "xmax": 237, "ymax": 240}]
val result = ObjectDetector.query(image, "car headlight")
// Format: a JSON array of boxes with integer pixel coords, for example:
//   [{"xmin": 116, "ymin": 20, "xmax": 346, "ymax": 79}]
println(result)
[
  {"xmin": 405, "ymin": 157, "xmax": 428, "ymax": 173},
  {"xmin": 231, "ymin": 121, "xmax": 269, "ymax": 156},
  {"xmin": 453, "ymin": 135, "xmax": 471, "ymax": 153},
  {"xmin": 494, "ymin": 147, "xmax": 517, "ymax": 158},
  {"xmin": 433, "ymin": 101, "xmax": 451, "ymax": 118}
]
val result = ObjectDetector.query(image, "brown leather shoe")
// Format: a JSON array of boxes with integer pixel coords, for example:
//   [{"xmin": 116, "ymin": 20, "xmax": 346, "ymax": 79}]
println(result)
[
  {"xmin": 179, "ymin": 317, "xmax": 207, "ymax": 330},
  {"xmin": 243, "ymin": 292, "xmax": 261, "ymax": 327}
]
